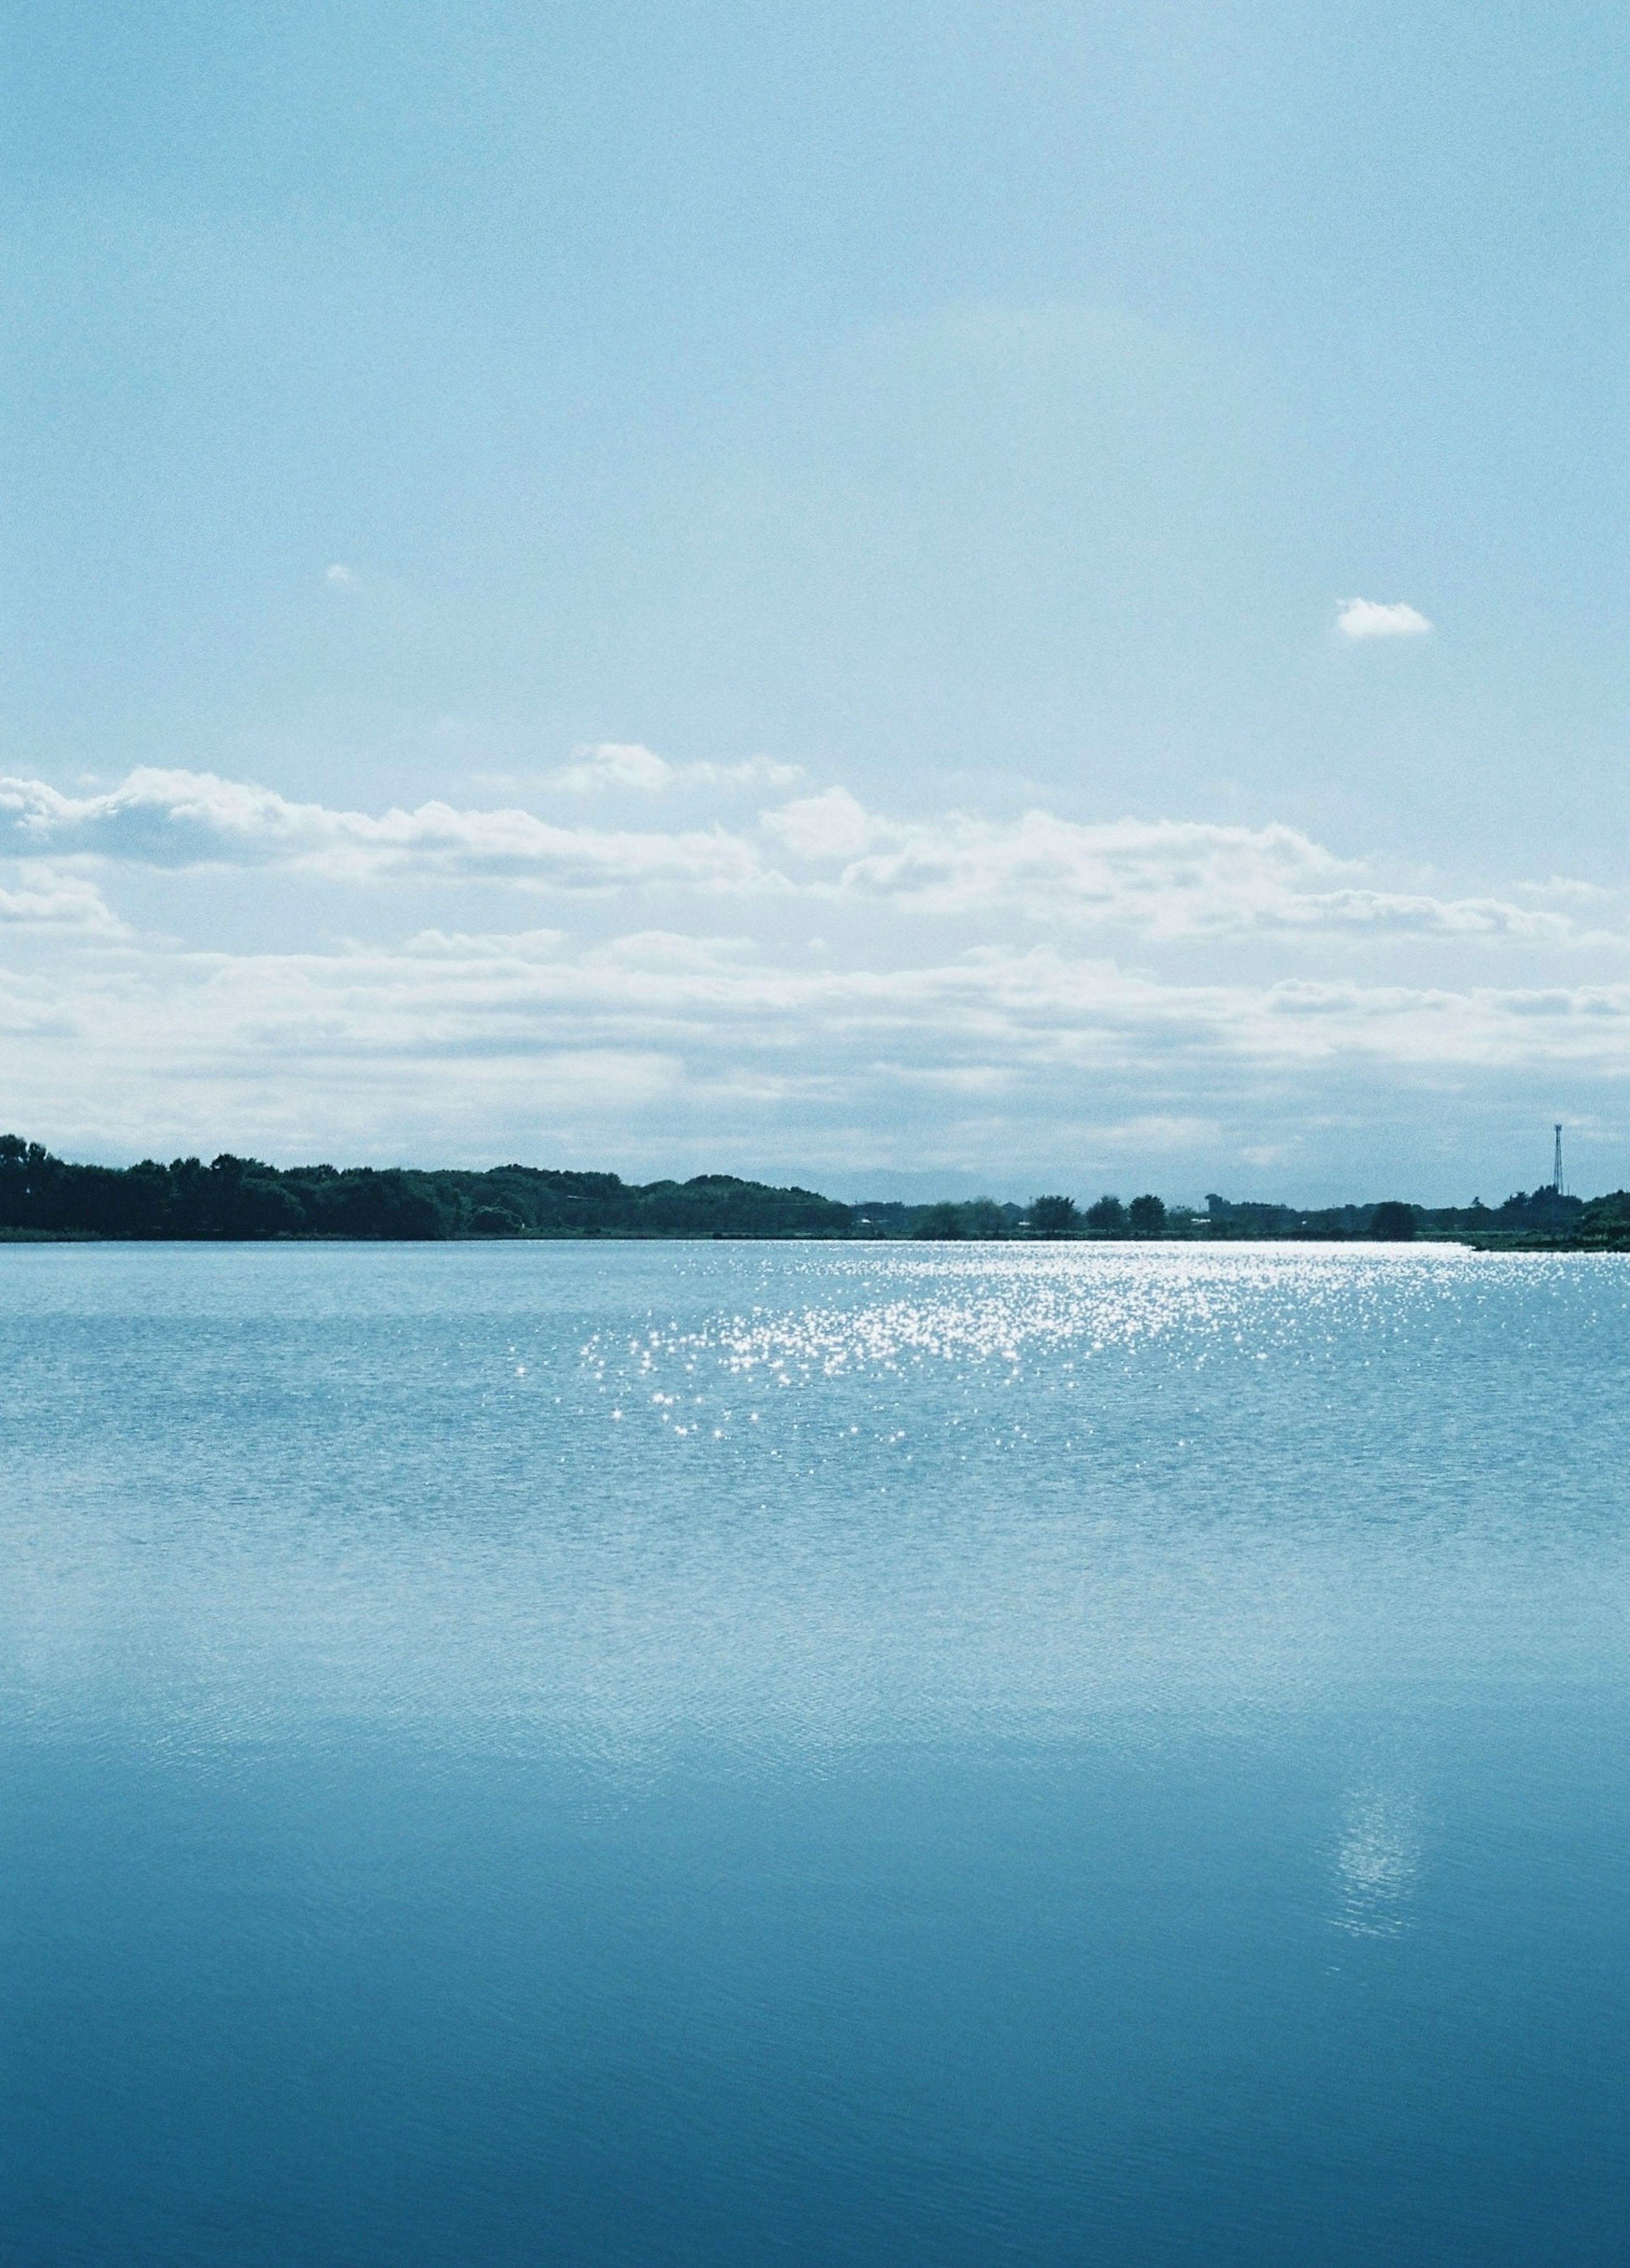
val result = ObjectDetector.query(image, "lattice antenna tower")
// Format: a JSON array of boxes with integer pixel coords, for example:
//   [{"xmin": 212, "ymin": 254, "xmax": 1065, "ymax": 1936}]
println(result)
[{"xmin": 1553, "ymin": 1123, "xmax": 1565, "ymax": 1197}]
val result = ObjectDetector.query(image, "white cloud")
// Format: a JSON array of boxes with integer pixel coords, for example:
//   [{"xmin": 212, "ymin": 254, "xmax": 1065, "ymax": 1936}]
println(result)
[
  {"xmin": 0, "ymin": 768, "xmax": 764, "ymax": 892},
  {"xmin": 4, "ymin": 759, "xmax": 1628, "ymax": 1185},
  {"xmin": 552, "ymin": 743, "xmax": 804, "ymax": 795},
  {"xmin": 6, "ymin": 926, "xmax": 1630, "ymax": 1182},
  {"xmin": 762, "ymin": 800, "xmax": 1574, "ymax": 941},
  {"xmin": 324, "ymin": 563, "xmax": 357, "ymax": 588},
  {"xmin": 689, "ymin": 756, "xmax": 805, "ymax": 790},
  {"xmin": 817, "ymin": 809, "xmax": 1350, "ymax": 931},
  {"xmin": 1336, "ymin": 598, "xmax": 1433, "ymax": 640},
  {"xmin": 0, "ymin": 867, "xmax": 123, "ymax": 931},
  {"xmin": 762, "ymin": 787, "xmax": 876, "ymax": 860},
  {"xmin": 1269, "ymin": 888, "xmax": 1572, "ymax": 939},
  {"xmin": 553, "ymin": 742, "xmax": 673, "ymax": 793},
  {"xmin": 1518, "ymin": 875, "xmax": 1607, "ymax": 903},
  {"xmin": 0, "ymin": 768, "xmax": 1605, "ymax": 951}
]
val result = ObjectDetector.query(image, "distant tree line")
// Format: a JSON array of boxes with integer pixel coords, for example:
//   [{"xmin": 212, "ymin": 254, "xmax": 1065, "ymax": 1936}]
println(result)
[
  {"xmin": 1194, "ymin": 1187, "xmax": 1619, "ymax": 1247},
  {"xmin": 5, "ymin": 1134, "xmax": 1628, "ymax": 1246},
  {"xmin": 0, "ymin": 1138, "xmax": 851, "ymax": 1241},
  {"xmin": 883, "ymin": 1193, "xmax": 1172, "ymax": 1239}
]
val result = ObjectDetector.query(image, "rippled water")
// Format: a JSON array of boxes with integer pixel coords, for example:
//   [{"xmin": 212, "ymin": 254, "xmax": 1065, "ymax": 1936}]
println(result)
[{"xmin": 2, "ymin": 1241, "xmax": 1627, "ymax": 2263}]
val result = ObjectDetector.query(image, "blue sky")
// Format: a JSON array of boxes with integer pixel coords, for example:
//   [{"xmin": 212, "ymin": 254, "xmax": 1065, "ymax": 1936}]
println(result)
[{"xmin": 5, "ymin": 1, "xmax": 1630, "ymax": 1200}]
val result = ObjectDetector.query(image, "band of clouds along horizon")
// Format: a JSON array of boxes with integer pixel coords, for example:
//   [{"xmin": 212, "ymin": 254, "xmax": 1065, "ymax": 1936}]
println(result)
[
  {"xmin": 0, "ymin": 745, "xmax": 1626, "ymax": 1072},
  {"xmin": 0, "ymin": 739, "xmax": 1592, "ymax": 947},
  {"xmin": 0, "ymin": 573, "xmax": 1608, "ymax": 1183}
]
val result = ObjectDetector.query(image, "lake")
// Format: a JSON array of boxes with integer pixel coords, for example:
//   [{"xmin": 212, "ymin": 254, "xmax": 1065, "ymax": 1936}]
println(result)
[{"xmin": 1, "ymin": 1240, "xmax": 1626, "ymax": 2263}]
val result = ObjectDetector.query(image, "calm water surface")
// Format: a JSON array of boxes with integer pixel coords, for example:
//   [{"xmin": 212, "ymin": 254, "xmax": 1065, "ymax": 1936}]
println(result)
[{"xmin": 1, "ymin": 1240, "xmax": 1627, "ymax": 2263}]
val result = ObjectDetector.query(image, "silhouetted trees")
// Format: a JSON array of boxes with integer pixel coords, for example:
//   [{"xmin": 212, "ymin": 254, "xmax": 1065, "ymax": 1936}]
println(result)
[
  {"xmin": 469, "ymin": 1205, "xmax": 525, "ymax": 1237},
  {"xmin": 9, "ymin": 1127, "xmax": 1623, "ymax": 1247},
  {"xmin": 1369, "ymin": 1201, "xmax": 1417, "ymax": 1241},
  {"xmin": 910, "ymin": 1198, "xmax": 1020, "ymax": 1240},
  {"xmin": 0, "ymin": 1136, "xmax": 853, "ymax": 1241}
]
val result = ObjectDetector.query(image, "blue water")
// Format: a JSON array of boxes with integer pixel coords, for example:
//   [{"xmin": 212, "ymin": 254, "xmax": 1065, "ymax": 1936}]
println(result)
[{"xmin": 1, "ymin": 1241, "xmax": 1627, "ymax": 2264}]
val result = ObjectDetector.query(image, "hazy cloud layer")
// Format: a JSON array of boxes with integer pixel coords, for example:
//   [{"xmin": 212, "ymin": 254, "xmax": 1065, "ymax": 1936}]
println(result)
[
  {"xmin": 2, "ymin": 762, "xmax": 1625, "ymax": 1193},
  {"xmin": 3, "ymin": 925, "xmax": 1629, "ymax": 1183}
]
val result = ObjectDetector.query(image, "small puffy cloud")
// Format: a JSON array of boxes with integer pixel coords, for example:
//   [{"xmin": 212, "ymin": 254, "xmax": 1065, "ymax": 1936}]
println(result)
[
  {"xmin": 686, "ymin": 756, "xmax": 804, "ymax": 790},
  {"xmin": 1518, "ymin": 875, "xmax": 1607, "ymax": 903},
  {"xmin": 1336, "ymin": 598, "xmax": 1433, "ymax": 640},
  {"xmin": 762, "ymin": 787, "xmax": 876, "ymax": 860},
  {"xmin": 1270, "ymin": 888, "xmax": 1574, "ymax": 940},
  {"xmin": 325, "ymin": 563, "xmax": 357, "ymax": 589},
  {"xmin": 404, "ymin": 927, "xmax": 569, "ymax": 960},
  {"xmin": 555, "ymin": 743, "xmax": 673, "ymax": 793},
  {"xmin": 0, "ymin": 867, "xmax": 123, "ymax": 931},
  {"xmin": 552, "ymin": 744, "xmax": 804, "ymax": 795}
]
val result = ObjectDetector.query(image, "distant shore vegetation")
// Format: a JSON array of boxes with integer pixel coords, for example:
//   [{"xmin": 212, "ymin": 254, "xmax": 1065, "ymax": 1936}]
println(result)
[{"xmin": 1, "ymin": 1135, "xmax": 1625, "ymax": 1248}]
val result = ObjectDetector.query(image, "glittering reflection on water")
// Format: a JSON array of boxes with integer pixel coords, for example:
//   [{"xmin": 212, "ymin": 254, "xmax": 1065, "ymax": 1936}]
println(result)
[
  {"xmin": 589, "ymin": 1238, "xmax": 1483, "ymax": 1384},
  {"xmin": 1330, "ymin": 1783, "xmax": 1424, "ymax": 1939},
  {"xmin": 3, "ymin": 1241, "xmax": 1630, "ymax": 1765}
]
